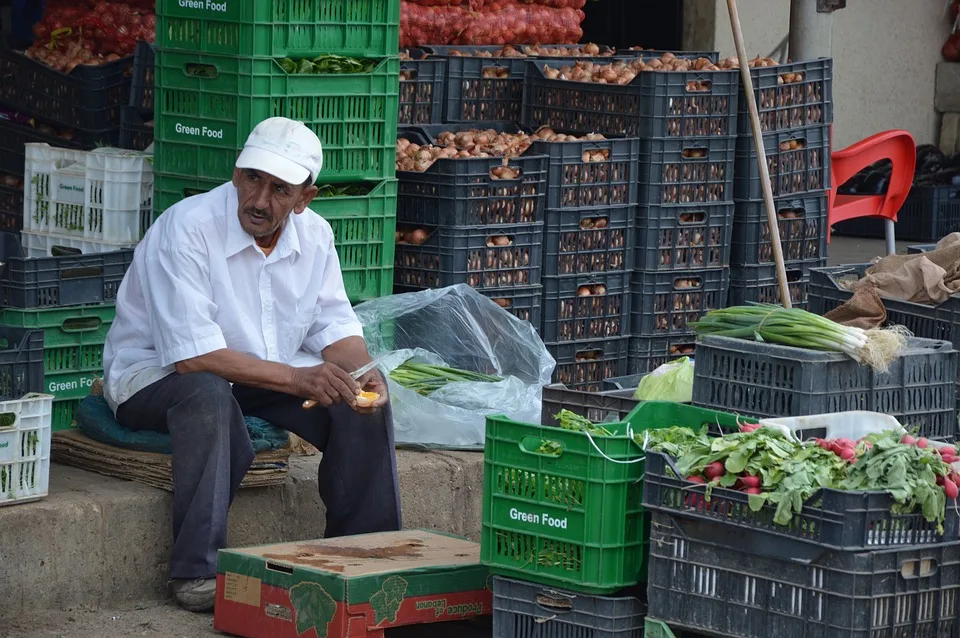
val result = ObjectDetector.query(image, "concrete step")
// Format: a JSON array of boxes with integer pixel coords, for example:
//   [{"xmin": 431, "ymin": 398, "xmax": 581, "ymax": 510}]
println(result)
[{"xmin": 0, "ymin": 450, "xmax": 484, "ymax": 621}]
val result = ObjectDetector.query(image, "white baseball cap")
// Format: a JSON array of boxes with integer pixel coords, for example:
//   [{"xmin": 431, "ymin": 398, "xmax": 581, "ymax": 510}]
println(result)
[{"xmin": 236, "ymin": 117, "xmax": 323, "ymax": 186}]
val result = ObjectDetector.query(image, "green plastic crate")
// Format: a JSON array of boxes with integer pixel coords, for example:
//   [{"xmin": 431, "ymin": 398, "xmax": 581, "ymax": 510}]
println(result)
[
  {"xmin": 156, "ymin": 0, "xmax": 400, "ymax": 59},
  {"xmin": 153, "ymin": 176, "xmax": 396, "ymax": 303},
  {"xmin": 52, "ymin": 398, "xmax": 81, "ymax": 432},
  {"xmin": 480, "ymin": 401, "xmax": 746, "ymax": 594},
  {"xmin": 0, "ymin": 305, "xmax": 114, "ymax": 432},
  {"xmin": 153, "ymin": 51, "xmax": 399, "ymax": 183}
]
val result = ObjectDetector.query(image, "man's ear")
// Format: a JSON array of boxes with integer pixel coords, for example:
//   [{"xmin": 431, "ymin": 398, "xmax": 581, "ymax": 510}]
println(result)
[
  {"xmin": 231, "ymin": 167, "xmax": 242, "ymax": 188},
  {"xmin": 294, "ymin": 185, "xmax": 319, "ymax": 214}
]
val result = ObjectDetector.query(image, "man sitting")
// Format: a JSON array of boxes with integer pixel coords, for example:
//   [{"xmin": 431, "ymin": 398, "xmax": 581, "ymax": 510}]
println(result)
[{"xmin": 102, "ymin": 117, "xmax": 402, "ymax": 613}]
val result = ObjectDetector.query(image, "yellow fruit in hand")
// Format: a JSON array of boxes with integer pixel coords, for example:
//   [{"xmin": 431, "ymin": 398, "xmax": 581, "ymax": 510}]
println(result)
[{"xmin": 356, "ymin": 390, "xmax": 380, "ymax": 408}]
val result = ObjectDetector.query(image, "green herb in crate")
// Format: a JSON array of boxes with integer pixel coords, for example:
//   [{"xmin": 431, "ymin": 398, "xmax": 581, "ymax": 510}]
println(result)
[
  {"xmin": 278, "ymin": 55, "xmax": 377, "ymax": 75},
  {"xmin": 315, "ymin": 183, "xmax": 374, "ymax": 198},
  {"xmin": 554, "ymin": 409, "xmax": 613, "ymax": 436},
  {"xmin": 389, "ymin": 361, "xmax": 502, "ymax": 396}
]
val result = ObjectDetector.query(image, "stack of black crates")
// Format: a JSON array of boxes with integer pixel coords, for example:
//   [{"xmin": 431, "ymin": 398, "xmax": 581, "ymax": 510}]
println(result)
[
  {"xmin": 520, "ymin": 50, "xmax": 740, "ymax": 385},
  {"xmin": 729, "ymin": 59, "xmax": 834, "ymax": 308}
]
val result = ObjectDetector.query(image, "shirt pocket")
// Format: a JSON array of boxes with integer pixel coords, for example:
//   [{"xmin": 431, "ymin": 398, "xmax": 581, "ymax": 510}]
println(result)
[{"xmin": 282, "ymin": 306, "xmax": 316, "ymax": 361}]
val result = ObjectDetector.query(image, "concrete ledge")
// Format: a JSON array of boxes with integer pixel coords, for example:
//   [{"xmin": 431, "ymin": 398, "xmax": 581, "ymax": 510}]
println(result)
[{"xmin": 0, "ymin": 450, "xmax": 484, "ymax": 620}]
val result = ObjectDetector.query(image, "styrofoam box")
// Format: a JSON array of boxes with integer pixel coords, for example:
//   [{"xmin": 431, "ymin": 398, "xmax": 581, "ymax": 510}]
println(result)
[
  {"xmin": 24, "ymin": 143, "xmax": 153, "ymax": 244},
  {"xmin": 0, "ymin": 392, "xmax": 54, "ymax": 506},
  {"xmin": 22, "ymin": 230, "xmax": 137, "ymax": 258}
]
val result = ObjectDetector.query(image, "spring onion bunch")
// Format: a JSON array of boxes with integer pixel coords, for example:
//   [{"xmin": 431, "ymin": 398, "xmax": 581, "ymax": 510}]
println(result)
[
  {"xmin": 388, "ymin": 361, "xmax": 503, "ymax": 396},
  {"xmin": 693, "ymin": 304, "xmax": 910, "ymax": 372}
]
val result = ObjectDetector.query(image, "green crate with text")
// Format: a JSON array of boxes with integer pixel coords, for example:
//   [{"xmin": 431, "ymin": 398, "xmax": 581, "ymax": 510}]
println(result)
[
  {"xmin": 156, "ymin": 0, "xmax": 400, "ymax": 59},
  {"xmin": 0, "ymin": 305, "xmax": 115, "ymax": 431},
  {"xmin": 153, "ymin": 52, "xmax": 399, "ymax": 183},
  {"xmin": 480, "ymin": 401, "xmax": 746, "ymax": 594}
]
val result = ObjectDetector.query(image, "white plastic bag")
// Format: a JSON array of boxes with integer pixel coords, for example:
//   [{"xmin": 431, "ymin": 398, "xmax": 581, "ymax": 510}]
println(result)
[
  {"xmin": 353, "ymin": 284, "xmax": 556, "ymax": 450},
  {"xmin": 633, "ymin": 357, "xmax": 693, "ymax": 403}
]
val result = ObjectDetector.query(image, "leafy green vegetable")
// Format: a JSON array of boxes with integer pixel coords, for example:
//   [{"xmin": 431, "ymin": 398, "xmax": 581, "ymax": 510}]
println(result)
[
  {"xmin": 289, "ymin": 582, "xmax": 337, "ymax": 637},
  {"xmin": 279, "ymin": 54, "xmax": 378, "ymax": 75},
  {"xmin": 553, "ymin": 409, "xmax": 613, "ymax": 436},
  {"xmin": 535, "ymin": 440, "xmax": 562, "ymax": 456},
  {"xmin": 315, "ymin": 183, "xmax": 373, "ymax": 198},
  {"xmin": 841, "ymin": 431, "xmax": 952, "ymax": 533}
]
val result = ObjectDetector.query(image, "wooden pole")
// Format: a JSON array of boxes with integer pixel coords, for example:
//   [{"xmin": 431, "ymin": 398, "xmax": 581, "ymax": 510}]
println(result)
[{"xmin": 725, "ymin": 0, "xmax": 793, "ymax": 308}]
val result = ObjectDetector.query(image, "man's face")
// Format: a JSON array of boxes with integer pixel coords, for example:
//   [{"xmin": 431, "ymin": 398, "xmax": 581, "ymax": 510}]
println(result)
[{"xmin": 232, "ymin": 167, "xmax": 318, "ymax": 239}]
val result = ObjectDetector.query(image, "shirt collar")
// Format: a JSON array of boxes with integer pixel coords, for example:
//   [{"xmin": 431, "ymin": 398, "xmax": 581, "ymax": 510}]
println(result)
[{"xmin": 223, "ymin": 183, "xmax": 303, "ymax": 260}]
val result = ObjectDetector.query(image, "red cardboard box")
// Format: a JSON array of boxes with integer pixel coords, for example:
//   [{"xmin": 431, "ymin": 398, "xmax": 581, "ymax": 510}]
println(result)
[{"xmin": 213, "ymin": 529, "xmax": 492, "ymax": 638}]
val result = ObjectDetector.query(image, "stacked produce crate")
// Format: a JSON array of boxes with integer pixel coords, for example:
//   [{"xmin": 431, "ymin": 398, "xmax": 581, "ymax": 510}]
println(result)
[
  {"xmin": 521, "ymin": 49, "xmax": 738, "ymax": 376},
  {"xmin": 729, "ymin": 59, "xmax": 833, "ymax": 308},
  {"xmin": 152, "ymin": 0, "xmax": 401, "ymax": 304},
  {"xmin": 393, "ymin": 123, "xmax": 548, "ymax": 328},
  {"xmin": 119, "ymin": 41, "xmax": 155, "ymax": 152}
]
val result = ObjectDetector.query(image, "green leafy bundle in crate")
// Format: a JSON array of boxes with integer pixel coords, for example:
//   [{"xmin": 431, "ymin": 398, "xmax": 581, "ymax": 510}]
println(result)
[
  {"xmin": 156, "ymin": 0, "xmax": 400, "ymax": 59},
  {"xmin": 480, "ymin": 401, "xmax": 745, "ymax": 593},
  {"xmin": 153, "ymin": 52, "xmax": 399, "ymax": 183},
  {"xmin": 0, "ymin": 304, "xmax": 115, "ymax": 431}
]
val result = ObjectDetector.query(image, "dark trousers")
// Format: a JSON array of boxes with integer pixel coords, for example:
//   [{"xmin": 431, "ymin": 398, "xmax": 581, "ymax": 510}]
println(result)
[{"xmin": 115, "ymin": 371, "xmax": 403, "ymax": 580}]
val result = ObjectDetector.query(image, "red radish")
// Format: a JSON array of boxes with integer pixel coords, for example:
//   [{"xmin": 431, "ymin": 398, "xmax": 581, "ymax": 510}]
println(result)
[
  {"xmin": 818, "ymin": 439, "xmax": 831, "ymax": 450},
  {"xmin": 949, "ymin": 472, "xmax": 960, "ymax": 486},
  {"xmin": 744, "ymin": 487, "xmax": 763, "ymax": 495},
  {"xmin": 836, "ymin": 438, "xmax": 854, "ymax": 449},
  {"xmin": 686, "ymin": 475, "xmax": 707, "ymax": 484},
  {"xmin": 917, "ymin": 438, "xmax": 929, "ymax": 449},
  {"xmin": 740, "ymin": 475, "xmax": 761, "ymax": 489},
  {"xmin": 901, "ymin": 435, "xmax": 916, "ymax": 445},
  {"xmin": 937, "ymin": 475, "xmax": 946, "ymax": 486},
  {"xmin": 839, "ymin": 447, "xmax": 856, "ymax": 461},
  {"xmin": 944, "ymin": 478, "xmax": 959, "ymax": 500},
  {"xmin": 704, "ymin": 462, "xmax": 725, "ymax": 481}
]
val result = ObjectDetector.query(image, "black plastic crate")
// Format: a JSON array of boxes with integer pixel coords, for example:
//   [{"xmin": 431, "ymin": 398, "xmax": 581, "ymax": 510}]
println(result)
[
  {"xmin": 737, "ymin": 58, "xmax": 834, "ymax": 136},
  {"xmin": 834, "ymin": 184, "xmax": 960, "ymax": 242},
  {"xmin": 119, "ymin": 107, "xmax": 153, "ymax": 151},
  {"xmin": 734, "ymin": 124, "xmax": 831, "ymax": 199},
  {"xmin": 397, "ymin": 150, "xmax": 548, "ymax": 227},
  {"xmin": 646, "ymin": 512, "xmax": 960, "ymax": 638},
  {"xmin": 0, "ymin": 118, "xmax": 86, "ymax": 176},
  {"xmin": 634, "ymin": 202, "xmax": 734, "ymax": 272},
  {"xmin": 540, "ymin": 382, "xmax": 639, "ymax": 426},
  {"xmin": 394, "ymin": 223, "xmax": 543, "ymax": 291},
  {"xmin": 636, "ymin": 136, "xmax": 736, "ymax": 207},
  {"xmin": 729, "ymin": 260, "xmax": 827, "ymax": 309},
  {"xmin": 130, "ymin": 41, "xmax": 154, "ymax": 113},
  {"xmin": 0, "ymin": 182, "xmax": 23, "ymax": 232},
  {"xmin": 522, "ymin": 63, "xmax": 739, "ymax": 139},
  {"xmin": 617, "ymin": 49, "xmax": 720, "ymax": 63},
  {"xmin": 0, "ymin": 232, "xmax": 134, "ymax": 309},
  {"xmin": 542, "ymin": 272, "xmax": 630, "ymax": 343},
  {"xmin": 399, "ymin": 49, "xmax": 445, "ymax": 125},
  {"xmin": 531, "ymin": 133, "xmax": 640, "ymax": 211},
  {"xmin": 627, "ymin": 334, "xmax": 696, "ymax": 375},
  {"xmin": 548, "ymin": 336, "xmax": 630, "ymax": 392},
  {"xmin": 544, "ymin": 207, "xmax": 632, "ymax": 278},
  {"xmin": 731, "ymin": 190, "xmax": 828, "ymax": 267},
  {"xmin": 645, "ymin": 453, "xmax": 960, "ymax": 555},
  {"xmin": 692, "ymin": 334, "xmax": 958, "ymax": 441},
  {"xmin": 908, "ymin": 243, "xmax": 938, "ymax": 254},
  {"xmin": 630, "ymin": 268, "xmax": 729, "ymax": 337},
  {"xmin": 0, "ymin": 44, "xmax": 133, "ymax": 132},
  {"xmin": 492, "ymin": 575, "xmax": 646, "ymax": 638},
  {"xmin": 0, "ymin": 325, "xmax": 43, "ymax": 400}
]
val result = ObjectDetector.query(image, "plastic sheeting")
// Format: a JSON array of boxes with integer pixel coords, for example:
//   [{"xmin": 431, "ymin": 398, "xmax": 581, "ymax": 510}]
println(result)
[{"xmin": 354, "ymin": 284, "xmax": 556, "ymax": 450}]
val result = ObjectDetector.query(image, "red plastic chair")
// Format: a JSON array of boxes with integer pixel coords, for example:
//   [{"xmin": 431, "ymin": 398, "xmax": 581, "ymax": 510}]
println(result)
[{"xmin": 828, "ymin": 127, "xmax": 917, "ymax": 256}]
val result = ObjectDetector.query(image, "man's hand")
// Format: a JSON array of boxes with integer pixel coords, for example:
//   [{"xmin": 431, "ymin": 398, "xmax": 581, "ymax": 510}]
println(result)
[
  {"xmin": 354, "ymin": 370, "xmax": 389, "ymax": 415},
  {"xmin": 292, "ymin": 363, "xmax": 360, "ymax": 408}
]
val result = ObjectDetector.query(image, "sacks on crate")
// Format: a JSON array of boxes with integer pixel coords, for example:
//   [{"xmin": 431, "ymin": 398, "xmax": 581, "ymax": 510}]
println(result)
[
  {"xmin": 354, "ymin": 284, "xmax": 555, "ymax": 450},
  {"xmin": 74, "ymin": 395, "xmax": 289, "ymax": 454},
  {"xmin": 844, "ymin": 232, "xmax": 960, "ymax": 305}
]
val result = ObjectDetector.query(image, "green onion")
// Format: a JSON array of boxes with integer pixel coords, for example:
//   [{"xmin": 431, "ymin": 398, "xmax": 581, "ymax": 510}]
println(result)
[
  {"xmin": 388, "ymin": 361, "xmax": 502, "ymax": 396},
  {"xmin": 693, "ymin": 304, "xmax": 909, "ymax": 373}
]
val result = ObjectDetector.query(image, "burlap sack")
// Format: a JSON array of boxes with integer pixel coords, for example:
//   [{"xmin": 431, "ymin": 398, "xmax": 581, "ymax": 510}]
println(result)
[
  {"xmin": 823, "ymin": 285, "xmax": 887, "ymax": 330},
  {"xmin": 851, "ymin": 232, "xmax": 960, "ymax": 304}
]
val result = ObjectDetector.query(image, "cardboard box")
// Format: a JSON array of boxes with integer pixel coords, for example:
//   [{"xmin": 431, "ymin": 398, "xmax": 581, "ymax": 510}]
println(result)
[{"xmin": 213, "ymin": 529, "xmax": 492, "ymax": 638}]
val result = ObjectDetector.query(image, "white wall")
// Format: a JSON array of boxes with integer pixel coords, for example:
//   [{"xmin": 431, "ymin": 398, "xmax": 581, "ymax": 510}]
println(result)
[{"xmin": 707, "ymin": 0, "xmax": 949, "ymax": 149}]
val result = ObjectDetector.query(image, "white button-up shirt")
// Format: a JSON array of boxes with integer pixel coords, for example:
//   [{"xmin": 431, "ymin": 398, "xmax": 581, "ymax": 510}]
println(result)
[{"xmin": 102, "ymin": 181, "xmax": 365, "ymax": 413}]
